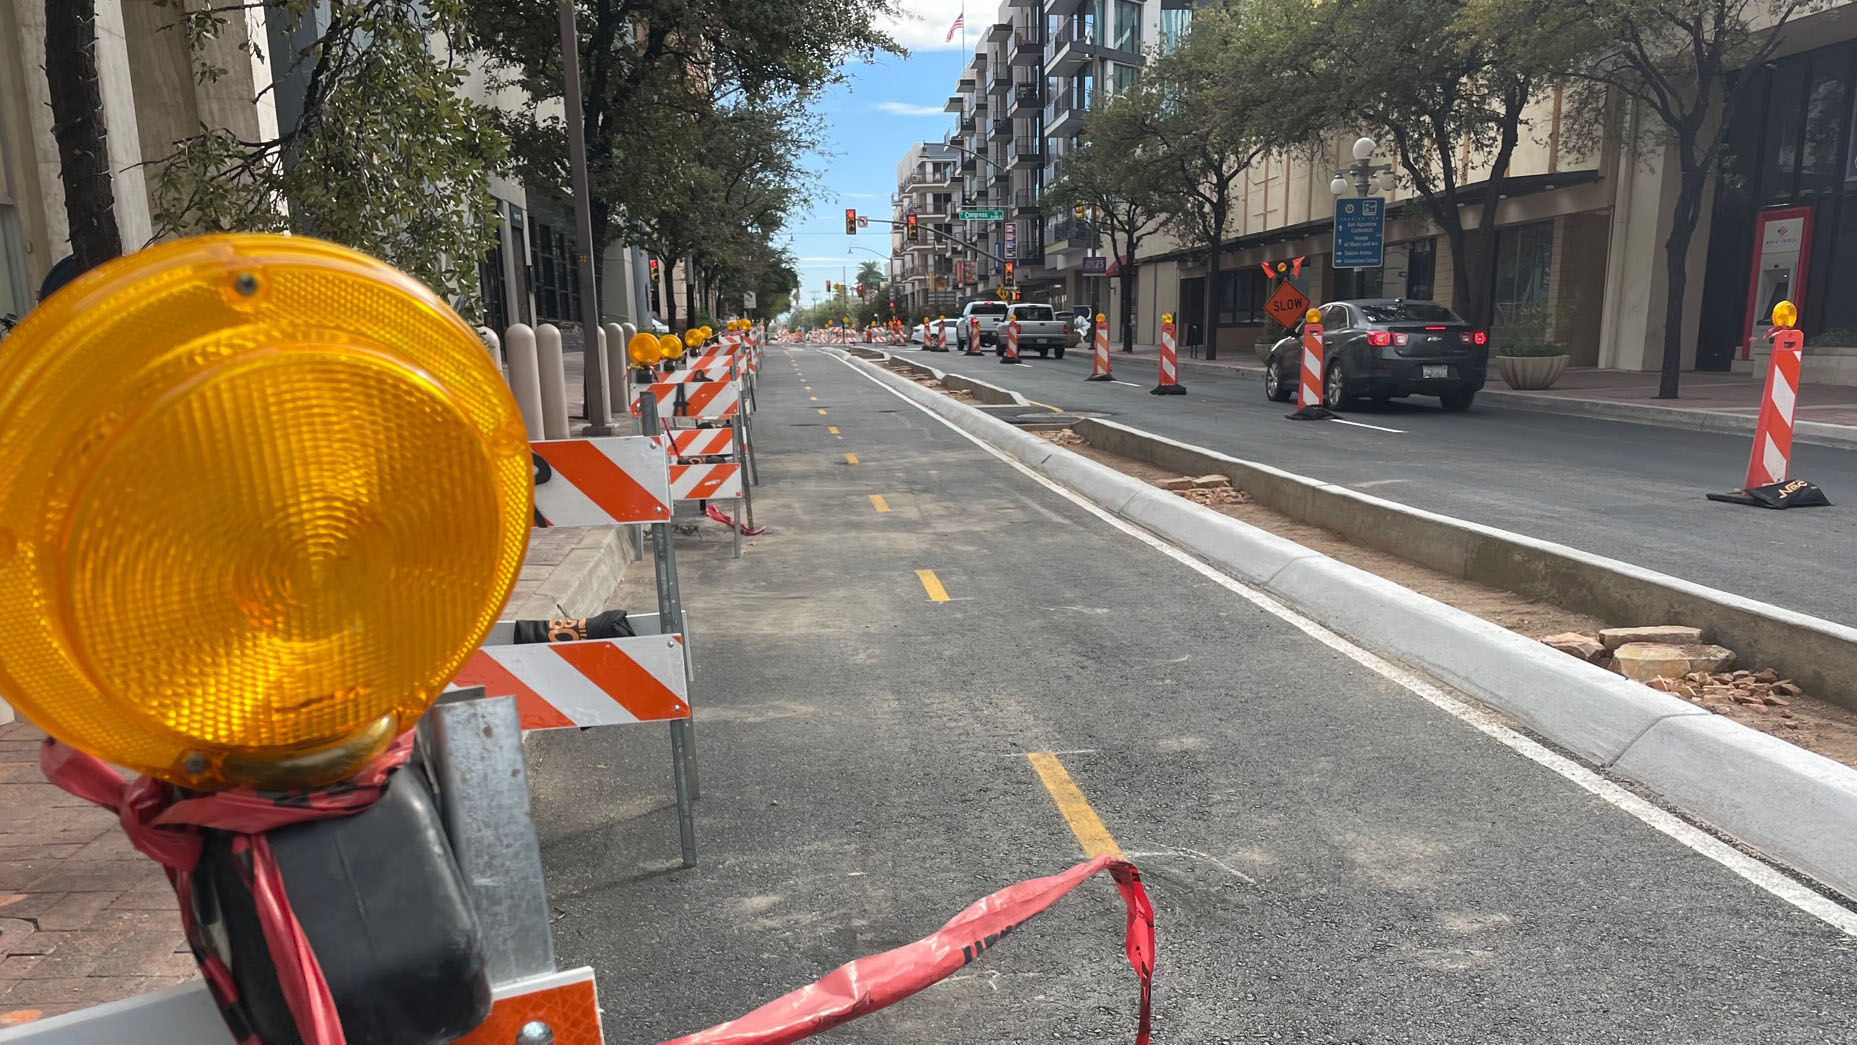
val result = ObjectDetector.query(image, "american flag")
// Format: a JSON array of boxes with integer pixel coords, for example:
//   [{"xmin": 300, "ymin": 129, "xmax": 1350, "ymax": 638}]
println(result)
[{"xmin": 945, "ymin": 14, "xmax": 964, "ymax": 41}]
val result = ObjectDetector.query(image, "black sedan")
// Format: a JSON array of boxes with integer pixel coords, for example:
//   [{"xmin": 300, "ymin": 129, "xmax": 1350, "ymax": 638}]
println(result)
[{"xmin": 1264, "ymin": 299, "xmax": 1488, "ymax": 411}]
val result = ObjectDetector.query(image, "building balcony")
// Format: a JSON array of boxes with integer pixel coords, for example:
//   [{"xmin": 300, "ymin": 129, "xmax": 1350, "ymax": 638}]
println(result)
[
  {"xmin": 990, "ymin": 116, "xmax": 1012, "ymax": 136},
  {"xmin": 1009, "ymin": 30, "xmax": 1044, "ymax": 67},
  {"xmin": 989, "ymin": 69, "xmax": 1013, "ymax": 95},
  {"xmin": 1044, "ymin": 0, "xmax": 1084, "ymax": 14},
  {"xmin": 1013, "ymin": 190, "xmax": 1042, "ymax": 215},
  {"xmin": 1011, "ymin": 82, "xmax": 1042, "ymax": 113},
  {"xmin": 960, "ymin": 152, "xmax": 978, "ymax": 172},
  {"xmin": 959, "ymin": 110, "xmax": 975, "ymax": 131},
  {"xmin": 1009, "ymin": 137, "xmax": 1043, "ymax": 167},
  {"xmin": 1044, "ymin": 85, "xmax": 1091, "ymax": 138}
]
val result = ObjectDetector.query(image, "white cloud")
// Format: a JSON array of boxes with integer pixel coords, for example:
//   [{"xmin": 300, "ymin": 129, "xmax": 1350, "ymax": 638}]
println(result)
[
  {"xmin": 876, "ymin": 101, "xmax": 951, "ymax": 116},
  {"xmin": 840, "ymin": 191, "xmax": 885, "ymax": 199},
  {"xmin": 880, "ymin": 0, "xmax": 974, "ymax": 53}
]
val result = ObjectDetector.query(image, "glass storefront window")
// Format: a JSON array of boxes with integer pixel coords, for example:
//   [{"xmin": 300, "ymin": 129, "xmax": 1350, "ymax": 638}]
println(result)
[{"xmin": 1492, "ymin": 220, "xmax": 1554, "ymax": 307}]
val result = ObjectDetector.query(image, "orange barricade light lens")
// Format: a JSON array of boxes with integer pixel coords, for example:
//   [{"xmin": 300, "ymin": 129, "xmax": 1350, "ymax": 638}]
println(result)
[
  {"xmin": 683, "ymin": 328, "xmax": 703, "ymax": 348},
  {"xmin": 627, "ymin": 332, "xmax": 662, "ymax": 366},
  {"xmin": 1772, "ymin": 300, "xmax": 1798, "ymax": 330},
  {"xmin": 0, "ymin": 234, "xmax": 532, "ymax": 789},
  {"xmin": 659, "ymin": 333, "xmax": 685, "ymax": 359},
  {"xmin": 1305, "ymin": 307, "xmax": 1323, "ymax": 325}
]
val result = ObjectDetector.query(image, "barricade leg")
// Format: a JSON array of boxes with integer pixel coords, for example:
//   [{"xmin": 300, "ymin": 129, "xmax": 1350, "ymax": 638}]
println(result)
[
  {"xmin": 669, "ymin": 718, "xmax": 697, "ymax": 868},
  {"xmin": 734, "ymin": 417, "xmax": 756, "ymax": 526},
  {"xmin": 643, "ymin": 395, "xmax": 700, "ymax": 800}
]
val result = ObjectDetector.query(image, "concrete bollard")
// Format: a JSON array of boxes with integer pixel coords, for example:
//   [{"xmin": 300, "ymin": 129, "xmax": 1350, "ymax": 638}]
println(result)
[
  {"xmin": 477, "ymin": 326, "xmax": 503, "ymax": 370},
  {"xmin": 504, "ymin": 323, "xmax": 545, "ymax": 440},
  {"xmin": 535, "ymin": 323, "xmax": 570, "ymax": 439},
  {"xmin": 605, "ymin": 322, "xmax": 629, "ymax": 430}
]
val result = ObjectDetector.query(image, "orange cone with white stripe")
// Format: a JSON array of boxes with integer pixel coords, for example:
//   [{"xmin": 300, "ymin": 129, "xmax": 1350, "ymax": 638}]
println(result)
[
  {"xmin": 965, "ymin": 315, "xmax": 983, "ymax": 356},
  {"xmin": 1286, "ymin": 307, "xmax": 1335, "ymax": 420},
  {"xmin": 1150, "ymin": 313, "xmax": 1185, "ymax": 395},
  {"xmin": 1706, "ymin": 300, "xmax": 1829, "ymax": 508},
  {"xmin": 1086, "ymin": 312, "xmax": 1112, "ymax": 381},
  {"xmin": 1000, "ymin": 316, "xmax": 1023, "ymax": 365}
]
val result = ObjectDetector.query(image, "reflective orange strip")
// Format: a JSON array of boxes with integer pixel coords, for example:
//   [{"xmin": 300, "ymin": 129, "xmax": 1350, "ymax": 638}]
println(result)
[{"xmin": 451, "ymin": 651, "xmax": 575, "ymax": 730}]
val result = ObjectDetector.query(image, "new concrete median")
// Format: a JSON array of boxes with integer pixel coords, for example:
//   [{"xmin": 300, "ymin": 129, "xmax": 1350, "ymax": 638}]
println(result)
[{"xmin": 838, "ymin": 347, "xmax": 1857, "ymax": 902}]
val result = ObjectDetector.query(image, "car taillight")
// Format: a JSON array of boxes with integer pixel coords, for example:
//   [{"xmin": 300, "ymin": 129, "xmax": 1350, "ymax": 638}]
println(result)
[
  {"xmin": 1367, "ymin": 332, "xmax": 1392, "ymax": 347},
  {"xmin": 1393, "ymin": 333, "xmax": 1409, "ymax": 346},
  {"xmin": 1460, "ymin": 331, "xmax": 1489, "ymax": 346},
  {"xmin": 1425, "ymin": 326, "xmax": 1447, "ymax": 331},
  {"xmin": 1475, "ymin": 330, "xmax": 1488, "ymax": 346}
]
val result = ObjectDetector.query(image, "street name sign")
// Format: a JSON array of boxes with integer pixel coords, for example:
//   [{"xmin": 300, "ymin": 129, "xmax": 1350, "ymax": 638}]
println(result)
[{"xmin": 958, "ymin": 208, "xmax": 1006, "ymax": 221}]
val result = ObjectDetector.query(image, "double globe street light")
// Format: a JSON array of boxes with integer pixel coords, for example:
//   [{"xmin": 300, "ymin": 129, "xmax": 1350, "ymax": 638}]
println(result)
[{"xmin": 1330, "ymin": 136, "xmax": 1398, "ymax": 197}]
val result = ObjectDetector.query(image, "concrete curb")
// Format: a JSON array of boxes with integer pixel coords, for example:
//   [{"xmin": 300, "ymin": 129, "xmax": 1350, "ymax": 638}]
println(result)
[
  {"xmin": 508, "ymin": 525, "xmax": 634, "ymax": 619},
  {"xmin": 841, "ymin": 349, "xmax": 1857, "ymax": 901},
  {"xmin": 1157, "ymin": 355, "xmax": 1857, "ymax": 451},
  {"xmin": 1077, "ymin": 417, "xmax": 1857, "ymax": 715}
]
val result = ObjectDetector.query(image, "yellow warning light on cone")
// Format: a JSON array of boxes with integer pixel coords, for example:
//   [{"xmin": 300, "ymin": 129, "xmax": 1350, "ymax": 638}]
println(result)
[
  {"xmin": 1305, "ymin": 307, "xmax": 1323, "ymax": 325},
  {"xmin": 659, "ymin": 333, "xmax": 685, "ymax": 360},
  {"xmin": 1773, "ymin": 300, "xmax": 1799, "ymax": 330},
  {"xmin": 0, "ymin": 234, "xmax": 532, "ymax": 789},
  {"xmin": 1096, "ymin": 313, "xmax": 1106, "ymax": 323},
  {"xmin": 683, "ymin": 328, "xmax": 703, "ymax": 348},
  {"xmin": 1162, "ymin": 313, "xmax": 1173, "ymax": 324},
  {"xmin": 627, "ymin": 331, "xmax": 662, "ymax": 367}
]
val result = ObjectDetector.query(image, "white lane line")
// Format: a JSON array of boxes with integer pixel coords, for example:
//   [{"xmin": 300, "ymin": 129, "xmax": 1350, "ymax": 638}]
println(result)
[
  {"xmin": 833, "ymin": 352, "xmax": 1857, "ymax": 938},
  {"xmin": 1330, "ymin": 418, "xmax": 1406, "ymax": 434},
  {"xmin": 1110, "ymin": 380, "xmax": 1144, "ymax": 388},
  {"xmin": 1353, "ymin": 478, "xmax": 1408, "ymax": 489}
]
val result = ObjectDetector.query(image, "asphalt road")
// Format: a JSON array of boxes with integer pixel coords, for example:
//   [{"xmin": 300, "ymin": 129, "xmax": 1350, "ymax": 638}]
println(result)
[
  {"xmin": 909, "ymin": 343, "xmax": 1857, "ymax": 626},
  {"xmin": 524, "ymin": 343, "xmax": 1857, "ymax": 1043}
]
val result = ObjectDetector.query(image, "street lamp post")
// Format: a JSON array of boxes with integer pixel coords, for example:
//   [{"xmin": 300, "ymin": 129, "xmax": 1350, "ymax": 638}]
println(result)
[{"xmin": 1330, "ymin": 136, "xmax": 1399, "ymax": 198}]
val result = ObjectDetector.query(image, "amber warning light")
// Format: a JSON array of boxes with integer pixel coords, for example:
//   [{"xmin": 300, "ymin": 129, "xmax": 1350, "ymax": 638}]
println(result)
[{"xmin": 0, "ymin": 234, "xmax": 532, "ymax": 789}]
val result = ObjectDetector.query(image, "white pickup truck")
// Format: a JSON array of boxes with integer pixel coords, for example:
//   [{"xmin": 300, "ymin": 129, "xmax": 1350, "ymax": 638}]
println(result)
[
  {"xmin": 955, "ymin": 300, "xmax": 1011, "ymax": 352},
  {"xmin": 1000, "ymin": 302, "xmax": 1068, "ymax": 359}
]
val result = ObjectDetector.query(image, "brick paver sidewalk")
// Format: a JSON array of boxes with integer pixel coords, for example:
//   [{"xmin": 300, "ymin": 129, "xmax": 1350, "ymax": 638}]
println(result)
[{"xmin": 0, "ymin": 721, "xmax": 195, "ymax": 1025}]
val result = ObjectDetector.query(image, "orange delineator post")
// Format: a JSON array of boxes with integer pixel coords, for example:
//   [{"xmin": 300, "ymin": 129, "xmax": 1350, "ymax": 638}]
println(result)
[
  {"xmin": 1151, "ymin": 314, "xmax": 1185, "ymax": 394},
  {"xmin": 966, "ymin": 315, "xmax": 983, "ymax": 355},
  {"xmin": 1087, "ymin": 313, "xmax": 1112, "ymax": 381},
  {"xmin": 1000, "ymin": 317, "xmax": 1022, "ymax": 364},
  {"xmin": 1746, "ymin": 324, "xmax": 1805, "ymax": 488},
  {"xmin": 1297, "ymin": 319, "xmax": 1325, "ymax": 409}
]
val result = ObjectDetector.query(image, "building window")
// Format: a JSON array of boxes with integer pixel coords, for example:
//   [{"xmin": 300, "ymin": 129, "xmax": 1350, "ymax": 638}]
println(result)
[
  {"xmin": 1405, "ymin": 238, "xmax": 1436, "ymax": 300},
  {"xmin": 1159, "ymin": 8, "xmax": 1191, "ymax": 54},
  {"xmin": 479, "ymin": 238, "xmax": 510, "ymax": 332},
  {"xmin": 1114, "ymin": 0, "xmax": 1142, "ymax": 52},
  {"xmin": 1215, "ymin": 267, "xmax": 1267, "ymax": 325},
  {"xmin": 1112, "ymin": 63, "xmax": 1137, "ymax": 95},
  {"xmin": 1491, "ymin": 220, "xmax": 1554, "ymax": 307},
  {"xmin": 0, "ymin": 199, "xmax": 23, "ymax": 323}
]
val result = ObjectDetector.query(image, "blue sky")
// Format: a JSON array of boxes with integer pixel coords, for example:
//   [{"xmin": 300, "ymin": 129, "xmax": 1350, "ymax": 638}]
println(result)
[{"xmin": 783, "ymin": 0, "xmax": 973, "ymax": 315}]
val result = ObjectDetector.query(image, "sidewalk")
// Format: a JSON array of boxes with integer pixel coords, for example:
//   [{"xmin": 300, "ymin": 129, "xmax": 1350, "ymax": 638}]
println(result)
[
  {"xmin": 1106, "ymin": 342, "xmax": 1857, "ymax": 447},
  {"xmin": 0, "ymin": 522, "xmax": 630, "ymax": 1028}
]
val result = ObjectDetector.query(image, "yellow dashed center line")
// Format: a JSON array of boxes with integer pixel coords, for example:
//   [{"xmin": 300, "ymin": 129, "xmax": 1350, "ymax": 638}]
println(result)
[
  {"xmin": 1025, "ymin": 753, "xmax": 1121, "ymax": 858},
  {"xmin": 870, "ymin": 494, "xmax": 890, "ymax": 512},
  {"xmin": 915, "ymin": 569, "xmax": 950, "ymax": 602},
  {"xmin": 845, "ymin": 453, "xmax": 859, "ymax": 465},
  {"xmin": 810, "ymin": 396, "xmax": 818, "ymax": 401},
  {"xmin": 828, "ymin": 426, "xmax": 840, "ymax": 435},
  {"xmin": 817, "ymin": 409, "xmax": 828, "ymax": 415}
]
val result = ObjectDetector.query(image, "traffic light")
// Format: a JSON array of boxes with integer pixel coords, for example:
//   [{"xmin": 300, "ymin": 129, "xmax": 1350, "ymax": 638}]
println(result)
[
  {"xmin": 825, "ymin": 280, "xmax": 832, "ymax": 292},
  {"xmin": 649, "ymin": 258, "xmax": 659, "ymax": 279},
  {"xmin": 856, "ymin": 283, "xmax": 865, "ymax": 296},
  {"xmin": 845, "ymin": 208, "xmax": 858, "ymax": 235},
  {"xmin": 1003, "ymin": 261, "xmax": 1015, "ymax": 288},
  {"xmin": 906, "ymin": 213, "xmax": 919, "ymax": 242},
  {"xmin": 1074, "ymin": 204, "xmax": 1086, "ymax": 221}
]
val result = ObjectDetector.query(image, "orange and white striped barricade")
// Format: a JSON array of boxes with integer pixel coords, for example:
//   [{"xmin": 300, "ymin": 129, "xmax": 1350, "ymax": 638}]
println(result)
[
  {"xmin": 518, "ymin": 433, "xmax": 700, "ymax": 864},
  {"xmin": 653, "ymin": 353, "xmax": 759, "ymax": 487},
  {"xmin": 1000, "ymin": 316, "xmax": 1022, "ymax": 364},
  {"xmin": 966, "ymin": 315, "xmax": 984, "ymax": 355},
  {"xmin": 1706, "ymin": 302, "xmax": 1829, "ymax": 508},
  {"xmin": 1286, "ymin": 307, "xmax": 1334, "ymax": 420},
  {"xmin": 1152, "ymin": 312, "xmax": 1186, "ymax": 395},
  {"xmin": 639, "ymin": 379, "xmax": 753, "ymax": 557},
  {"xmin": 1087, "ymin": 312, "xmax": 1112, "ymax": 381}
]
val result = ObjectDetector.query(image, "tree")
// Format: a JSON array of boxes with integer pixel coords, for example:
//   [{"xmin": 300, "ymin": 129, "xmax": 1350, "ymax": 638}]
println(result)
[
  {"xmin": 1286, "ymin": 0, "xmax": 1549, "ymax": 330},
  {"xmin": 1046, "ymin": 94, "xmax": 1168, "ymax": 353},
  {"xmin": 855, "ymin": 259, "xmax": 884, "ymax": 287},
  {"xmin": 1133, "ymin": 11, "xmax": 1279, "ymax": 361},
  {"xmin": 1467, "ymin": 0, "xmax": 1826, "ymax": 397},
  {"xmin": 44, "ymin": 0, "xmax": 121, "ymax": 275},
  {"xmin": 462, "ymin": 0, "xmax": 897, "ymax": 290},
  {"xmin": 148, "ymin": 0, "xmax": 509, "ymax": 312}
]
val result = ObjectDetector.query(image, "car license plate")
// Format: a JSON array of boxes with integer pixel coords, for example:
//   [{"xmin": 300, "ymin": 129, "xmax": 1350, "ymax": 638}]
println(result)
[{"xmin": 1423, "ymin": 365, "xmax": 1450, "ymax": 380}]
